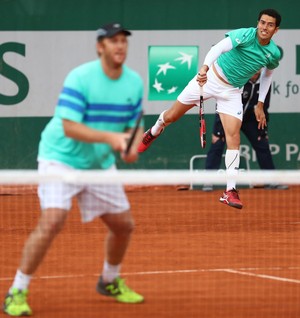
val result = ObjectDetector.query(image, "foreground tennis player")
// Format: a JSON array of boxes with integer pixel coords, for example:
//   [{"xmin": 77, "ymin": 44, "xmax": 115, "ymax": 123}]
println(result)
[
  {"xmin": 139, "ymin": 8, "xmax": 282, "ymax": 210},
  {"xmin": 3, "ymin": 23, "xmax": 144, "ymax": 316}
]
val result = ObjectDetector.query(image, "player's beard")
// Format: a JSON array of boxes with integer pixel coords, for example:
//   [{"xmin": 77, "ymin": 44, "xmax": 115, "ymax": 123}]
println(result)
[{"xmin": 106, "ymin": 51, "xmax": 126, "ymax": 69}]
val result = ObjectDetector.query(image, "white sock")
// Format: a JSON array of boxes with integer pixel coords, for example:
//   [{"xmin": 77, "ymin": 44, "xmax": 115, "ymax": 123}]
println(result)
[
  {"xmin": 102, "ymin": 261, "xmax": 121, "ymax": 283},
  {"xmin": 225, "ymin": 149, "xmax": 240, "ymax": 191},
  {"xmin": 10, "ymin": 269, "xmax": 32, "ymax": 292},
  {"xmin": 151, "ymin": 110, "xmax": 168, "ymax": 136}
]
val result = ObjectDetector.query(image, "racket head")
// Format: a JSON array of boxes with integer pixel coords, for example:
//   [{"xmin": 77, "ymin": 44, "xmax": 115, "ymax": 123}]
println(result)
[{"xmin": 125, "ymin": 111, "xmax": 143, "ymax": 155}]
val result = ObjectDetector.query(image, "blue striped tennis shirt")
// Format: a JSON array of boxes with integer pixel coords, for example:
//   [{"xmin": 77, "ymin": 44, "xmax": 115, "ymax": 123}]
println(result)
[{"xmin": 38, "ymin": 59, "xmax": 143, "ymax": 169}]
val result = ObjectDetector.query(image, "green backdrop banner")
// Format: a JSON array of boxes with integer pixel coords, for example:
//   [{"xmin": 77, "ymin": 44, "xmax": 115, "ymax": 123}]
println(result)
[{"xmin": 0, "ymin": 114, "xmax": 298, "ymax": 169}]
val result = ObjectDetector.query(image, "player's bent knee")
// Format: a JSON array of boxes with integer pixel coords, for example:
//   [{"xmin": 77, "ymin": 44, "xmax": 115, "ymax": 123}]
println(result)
[
  {"xmin": 117, "ymin": 217, "xmax": 135, "ymax": 236},
  {"xmin": 103, "ymin": 211, "xmax": 135, "ymax": 236}
]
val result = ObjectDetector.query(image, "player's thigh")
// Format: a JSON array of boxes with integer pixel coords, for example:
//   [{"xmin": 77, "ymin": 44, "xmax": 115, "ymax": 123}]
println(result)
[
  {"xmin": 219, "ymin": 113, "xmax": 242, "ymax": 148},
  {"xmin": 177, "ymin": 74, "xmax": 202, "ymax": 107},
  {"xmin": 219, "ymin": 113, "xmax": 242, "ymax": 134},
  {"xmin": 217, "ymin": 92, "xmax": 243, "ymax": 137},
  {"xmin": 38, "ymin": 208, "xmax": 69, "ymax": 235}
]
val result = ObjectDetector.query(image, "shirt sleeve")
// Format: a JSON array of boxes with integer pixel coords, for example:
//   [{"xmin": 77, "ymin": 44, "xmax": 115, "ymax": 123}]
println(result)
[
  {"xmin": 54, "ymin": 69, "xmax": 86, "ymax": 123},
  {"xmin": 225, "ymin": 28, "xmax": 253, "ymax": 48},
  {"xmin": 203, "ymin": 37, "xmax": 233, "ymax": 67},
  {"xmin": 258, "ymin": 67, "xmax": 273, "ymax": 103},
  {"xmin": 266, "ymin": 46, "xmax": 281, "ymax": 70}
]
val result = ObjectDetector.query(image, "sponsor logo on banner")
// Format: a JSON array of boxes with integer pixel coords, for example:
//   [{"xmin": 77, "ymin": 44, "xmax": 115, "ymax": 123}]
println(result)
[
  {"xmin": 0, "ymin": 42, "xmax": 29, "ymax": 105},
  {"xmin": 148, "ymin": 46, "xmax": 198, "ymax": 100}
]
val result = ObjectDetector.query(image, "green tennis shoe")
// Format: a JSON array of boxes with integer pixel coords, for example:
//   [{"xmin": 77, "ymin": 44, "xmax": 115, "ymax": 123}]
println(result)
[
  {"xmin": 96, "ymin": 276, "xmax": 144, "ymax": 304},
  {"xmin": 3, "ymin": 288, "xmax": 32, "ymax": 316}
]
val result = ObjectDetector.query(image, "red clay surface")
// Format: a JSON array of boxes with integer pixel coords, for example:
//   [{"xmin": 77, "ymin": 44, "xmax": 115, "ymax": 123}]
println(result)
[{"xmin": 1, "ymin": 185, "xmax": 300, "ymax": 317}]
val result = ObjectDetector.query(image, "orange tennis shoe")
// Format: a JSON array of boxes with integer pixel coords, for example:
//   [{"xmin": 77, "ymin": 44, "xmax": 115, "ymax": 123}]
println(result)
[
  {"xmin": 219, "ymin": 188, "xmax": 243, "ymax": 209},
  {"xmin": 138, "ymin": 128, "xmax": 163, "ymax": 153}
]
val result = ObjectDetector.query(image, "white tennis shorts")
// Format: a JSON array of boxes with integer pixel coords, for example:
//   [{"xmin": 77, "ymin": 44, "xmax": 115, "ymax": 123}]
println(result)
[
  {"xmin": 177, "ymin": 65, "xmax": 244, "ymax": 121},
  {"xmin": 38, "ymin": 160, "xmax": 130, "ymax": 223}
]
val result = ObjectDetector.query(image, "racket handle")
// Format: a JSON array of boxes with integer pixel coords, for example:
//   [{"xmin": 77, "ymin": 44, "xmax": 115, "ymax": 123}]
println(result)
[{"xmin": 125, "ymin": 111, "xmax": 143, "ymax": 155}]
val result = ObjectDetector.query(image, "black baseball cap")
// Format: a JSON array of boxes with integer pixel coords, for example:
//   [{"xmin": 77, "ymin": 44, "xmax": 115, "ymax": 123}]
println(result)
[{"xmin": 96, "ymin": 23, "xmax": 131, "ymax": 41}]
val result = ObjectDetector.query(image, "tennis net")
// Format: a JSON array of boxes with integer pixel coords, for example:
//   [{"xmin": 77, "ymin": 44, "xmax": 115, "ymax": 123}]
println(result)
[{"xmin": 0, "ymin": 169, "xmax": 299, "ymax": 318}]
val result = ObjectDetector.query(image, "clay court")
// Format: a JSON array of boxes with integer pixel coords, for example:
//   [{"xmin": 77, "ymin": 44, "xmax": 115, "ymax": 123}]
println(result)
[{"xmin": 1, "ymin": 185, "xmax": 300, "ymax": 317}]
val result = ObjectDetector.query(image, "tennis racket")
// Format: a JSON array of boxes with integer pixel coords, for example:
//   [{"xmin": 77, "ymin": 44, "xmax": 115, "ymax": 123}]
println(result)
[
  {"xmin": 199, "ymin": 86, "xmax": 206, "ymax": 148},
  {"xmin": 125, "ymin": 111, "xmax": 143, "ymax": 155}
]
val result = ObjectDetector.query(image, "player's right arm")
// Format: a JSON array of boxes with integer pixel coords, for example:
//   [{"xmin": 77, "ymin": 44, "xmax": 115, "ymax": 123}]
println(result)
[
  {"xmin": 197, "ymin": 37, "xmax": 233, "ymax": 86},
  {"xmin": 63, "ymin": 119, "xmax": 130, "ymax": 153}
]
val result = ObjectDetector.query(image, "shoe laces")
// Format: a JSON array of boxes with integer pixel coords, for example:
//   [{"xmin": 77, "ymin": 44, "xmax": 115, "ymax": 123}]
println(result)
[
  {"xmin": 115, "ymin": 278, "xmax": 132, "ymax": 294},
  {"xmin": 228, "ymin": 188, "xmax": 240, "ymax": 199},
  {"xmin": 143, "ymin": 130, "xmax": 155, "ymax": 145},
  {"xmin": 106, "ymin": 278, "xmax": 131, "ymax": 295},
  {"xmin": 9, "ymin": 290, "xmax": 27, "ymax": 305}
]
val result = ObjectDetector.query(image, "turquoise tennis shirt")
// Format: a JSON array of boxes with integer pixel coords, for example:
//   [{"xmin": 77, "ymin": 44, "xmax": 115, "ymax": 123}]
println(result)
[
  {"xmin": 217, "ymin": 27, "xmax": 281, "ymax": 88},
  {"xmin": 38, "ymin": 60, "xmax": 143, "ymax": 169}
]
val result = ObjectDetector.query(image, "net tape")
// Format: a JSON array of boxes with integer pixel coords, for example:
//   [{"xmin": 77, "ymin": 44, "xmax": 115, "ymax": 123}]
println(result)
[{"xmin": 0, "ymin": 169, "xmax": 299, "ymax": 185}]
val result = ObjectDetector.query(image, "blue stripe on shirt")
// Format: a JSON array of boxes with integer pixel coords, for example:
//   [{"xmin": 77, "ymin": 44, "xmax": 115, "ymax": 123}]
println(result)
[
  {"xmin": 84, "ymin": 100, "xmax": 142, "ymax": 122},
  {"xmin": 58, "ymin": 98, "xmax": 84, "ymax": 113},
  {"xmin": 62, "ymin": 87, "xmax": 86, "ymax": 102},
  {"xmin": 83, "ymin": 114, "xmax": 133, "ymax": 123},
  {"xmin": 87, "ymin": 98, "xmax": 142, "ymax": 112},
  {"xmin": 87, "ymin": 103, "xmax": 133, "ymax": 111}
]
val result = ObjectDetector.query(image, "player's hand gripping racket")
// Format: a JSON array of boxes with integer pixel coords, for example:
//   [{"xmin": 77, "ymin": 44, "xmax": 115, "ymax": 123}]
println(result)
[
  {"xmin": 199, "ymin": 86, "xmax": 206, "ymax": 148},
  {"xmin": 125, "ymin": 111, "xmax": 143, "ymax": 155}
]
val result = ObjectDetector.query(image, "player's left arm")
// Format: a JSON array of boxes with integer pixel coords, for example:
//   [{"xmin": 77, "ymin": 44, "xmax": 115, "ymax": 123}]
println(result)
[{"xmin": 255, "ymin": 68, "xmax": 274, "ymax": 129}]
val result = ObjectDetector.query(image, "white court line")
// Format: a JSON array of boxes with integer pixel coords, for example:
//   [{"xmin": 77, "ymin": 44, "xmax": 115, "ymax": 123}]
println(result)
[
  {"xmin": 224, "ymin": 269, "xmax": 300, "ymax": 284},
  {"xmin": 1, "ymin": 266, "xmax": 300, "ymax": 283}
]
